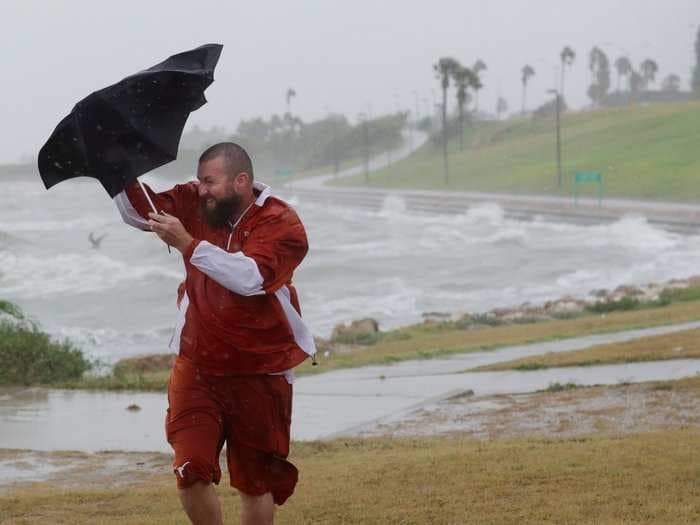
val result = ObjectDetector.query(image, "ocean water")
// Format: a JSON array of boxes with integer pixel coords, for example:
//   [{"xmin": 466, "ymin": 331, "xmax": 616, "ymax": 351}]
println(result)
[{"xmin": 1, "ymin": 173, "xmax": 699, "ymax": 366}]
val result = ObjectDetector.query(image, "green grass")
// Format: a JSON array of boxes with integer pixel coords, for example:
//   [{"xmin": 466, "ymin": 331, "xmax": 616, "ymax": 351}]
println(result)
[
  {"xmin": 471, "ymin": 327, "xmax": 700, "ymax": 372},
  {"xmin": 5, "ymin": 429, "xmax": 700, "ymax": 524},
  {"xmin": 332, "ymin": 100, "xmax": 700, "ymax": 201}
]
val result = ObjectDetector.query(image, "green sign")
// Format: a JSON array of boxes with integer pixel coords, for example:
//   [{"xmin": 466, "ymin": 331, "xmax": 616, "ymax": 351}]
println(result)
[
  {"xmin": 574, "ymin": 171, "xmax": 602, "ymax": 183},
  {"xmin": 572, "ymin": 171, "xmax": 603, "ymax": 206}
]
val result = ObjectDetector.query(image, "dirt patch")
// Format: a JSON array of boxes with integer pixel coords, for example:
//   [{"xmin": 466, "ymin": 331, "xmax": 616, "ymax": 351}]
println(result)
[
  {"xmin": 0, "ymin": 449, "xmax": 173, "ymax": 493},
  {"xmin": 354, "ymin": 381, "xmax": 700, "ymax": 440}
]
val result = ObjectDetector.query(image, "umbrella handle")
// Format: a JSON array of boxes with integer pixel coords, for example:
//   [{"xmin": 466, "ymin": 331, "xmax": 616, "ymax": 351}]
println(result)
[{"xmin": 137, "ymin": 179, "xmax": 172, "ymax": 254}]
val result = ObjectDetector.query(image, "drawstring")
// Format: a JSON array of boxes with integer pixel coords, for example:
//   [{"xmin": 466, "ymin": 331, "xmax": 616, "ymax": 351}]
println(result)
[{"xmin": 226, "ymin": 200, "xmax": 256, "ymax": 250}]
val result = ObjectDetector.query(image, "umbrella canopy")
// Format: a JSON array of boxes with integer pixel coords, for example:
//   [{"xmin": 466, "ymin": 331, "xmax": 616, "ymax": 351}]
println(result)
[{"xmin": 38, "ymin": 43, "xmax": 223, "ymax": 198}]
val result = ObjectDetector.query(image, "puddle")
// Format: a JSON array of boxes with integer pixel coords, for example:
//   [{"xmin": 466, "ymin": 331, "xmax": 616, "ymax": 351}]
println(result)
[{"xmin": 2, "ymin": 322, "xmax": 700, "ymax": 455}]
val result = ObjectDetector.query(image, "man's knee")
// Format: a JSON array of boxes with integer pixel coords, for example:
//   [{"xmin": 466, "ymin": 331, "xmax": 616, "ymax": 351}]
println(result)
[
  {"xmin": 173, "ymin": 457, "xmax": 221, "ymax": 489},
  {"xmin": 238, "ymin": 491, "xmax": 275, "ymax": 525}
]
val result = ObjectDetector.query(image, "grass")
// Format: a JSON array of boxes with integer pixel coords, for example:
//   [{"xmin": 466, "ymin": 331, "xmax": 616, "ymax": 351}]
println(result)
[
  {"xmin": 471, "ymin": 327, "xmax": 700, "ymax": 372},
  {"xmin": 331, "ymin": 100, "xmax": 700, "ymax": 201},
  {"xmin": 272, "ymin": 155, "xmax": 364, "ymax": 183},
  {"xmin": 4, "ymin": 429, "xmax": 700, "ymax": 523}
]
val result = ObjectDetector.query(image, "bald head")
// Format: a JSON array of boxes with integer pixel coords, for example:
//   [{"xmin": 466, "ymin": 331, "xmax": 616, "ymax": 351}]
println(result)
[{"xmin": 198, "ymin": 142, "xmax": 254, "ymax": 181}]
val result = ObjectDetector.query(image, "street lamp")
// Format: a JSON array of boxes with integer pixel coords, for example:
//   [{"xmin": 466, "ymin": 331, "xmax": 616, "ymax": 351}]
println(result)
[
  {"xmin": 547, "ymin": 88, "xmax": 562, "ymax": 190},
  {"xmin": 358, "ymin": 113, "xmax": 370, "ymax": 184}
]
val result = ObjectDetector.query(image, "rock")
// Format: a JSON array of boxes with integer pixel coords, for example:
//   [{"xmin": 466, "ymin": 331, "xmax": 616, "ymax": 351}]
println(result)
[
  {"xmin": 421, "ymin": 311, "xmax": 451, "ymax": 322},
  {"xmin": 614, "ymin": 285, "xmax": 644, "ymax": 297},
  {"xmin": 545, "ymin": 296, "xmax": 587, "ymax": 315},
  {"xmin": 665, "ymin": 279, "xmax": 690, "ymax": 290},
  {"xmin": 115, "ymin": 354, "xmax": 176, "ymax": 374},
  {"xmin": 315, "ymin": 336, "xmax": 356, "ymax": 355},
  {"xmin": 331, "ymin": 318, "xmax": 379, "ymax": 340},
  {"xmin": 126, "ymin": 404, "xmax": 141, "ymax": 412}
]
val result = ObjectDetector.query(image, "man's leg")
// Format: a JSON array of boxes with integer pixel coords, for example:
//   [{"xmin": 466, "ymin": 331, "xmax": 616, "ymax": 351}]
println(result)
[
  {"xmin": 239, "ymin": 491, "xmax": 275, "ymax": 525},
  {"xmin": 179, "ymin": 481, "xmax": 223, "ymax": 525}
]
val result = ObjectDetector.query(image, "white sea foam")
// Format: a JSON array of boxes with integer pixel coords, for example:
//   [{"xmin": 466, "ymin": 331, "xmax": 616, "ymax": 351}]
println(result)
[
  {"xmin": 0, "ymin": 215, "xmax": 116, "ymax": 233},
  {"xmin": 0, "ymin": 251, "xmax": 183, "ymax": 298},
  {"xmin": 51, "ymin": 325, "xmax": 175, "ymax": 364}
]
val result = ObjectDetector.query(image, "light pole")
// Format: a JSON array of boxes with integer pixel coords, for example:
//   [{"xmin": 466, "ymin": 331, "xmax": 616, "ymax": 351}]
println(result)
[
  {"xmin": 325, "ymin": 106, "xmax": 340, "ymax": 176},
  {"xmin": 358, "ymin": 113, "xmax": 370, "ymax": 184},
  {"xmin": 547, "ymin": 89, "xmax": 562, "ymax": 190}
]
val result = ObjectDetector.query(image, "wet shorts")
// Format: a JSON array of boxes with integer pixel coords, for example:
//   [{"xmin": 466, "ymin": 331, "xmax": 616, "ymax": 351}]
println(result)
[{"xmin": 165, "ymin": 357, "xmax": 298, "ymax": 505}]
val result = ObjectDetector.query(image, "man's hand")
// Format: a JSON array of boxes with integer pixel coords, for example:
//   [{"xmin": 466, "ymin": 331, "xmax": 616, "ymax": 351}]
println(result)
[{"xmin": 148, "ymin": 212, "xmax": 194, "ymax": 254}]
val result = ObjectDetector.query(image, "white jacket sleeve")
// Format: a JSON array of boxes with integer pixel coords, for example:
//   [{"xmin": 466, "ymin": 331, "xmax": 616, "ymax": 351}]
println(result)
[
  {"xmin": 189, "ymin": 240, "xmax": 265, "ymax": 296},
  {"xmin": 114, "ymin": 190, "xmax": 151, "ymax": 231}
]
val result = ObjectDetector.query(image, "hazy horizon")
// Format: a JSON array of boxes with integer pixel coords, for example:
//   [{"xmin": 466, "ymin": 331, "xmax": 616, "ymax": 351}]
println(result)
[{"xmin": 1, "ymin": 0, "xmax": 698, "ymax": 164}]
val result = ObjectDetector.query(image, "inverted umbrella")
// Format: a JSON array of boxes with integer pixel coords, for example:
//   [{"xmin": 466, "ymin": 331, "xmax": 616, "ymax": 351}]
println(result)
[{"xmin": 38, "ymin": 43, "xmax": 223, "ymax": 204}]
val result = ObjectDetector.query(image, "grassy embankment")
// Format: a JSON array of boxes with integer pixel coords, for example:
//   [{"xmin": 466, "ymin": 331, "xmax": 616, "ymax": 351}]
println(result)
[
  {"xmin": 59, "ymin": 285, "xmax": 700, "ymax": 391},
  {"xmin": 472, "ymin": 327, "xmax": 700, "ymax": 372},
  {"xmin": 3, "ymin": 428, "xmax": 700, "ymax": 524},
  {"xmin": 469, "ymin": 287, "xmax": 700, "ymax": 372},
  {"xmin": 331, "ymin": 100, "xmax": 700, "ymax": 201}
]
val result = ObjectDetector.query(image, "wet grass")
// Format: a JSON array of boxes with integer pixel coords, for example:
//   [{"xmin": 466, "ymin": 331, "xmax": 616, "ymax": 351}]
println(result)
[
  {"xmin": 472, "ymin": 327, "xmax": 700, "ymax": 372},
  {"xmin": 4, "ymin": 429, "xmax": 700, "ymax": 523},
  {"xmin": 332, "ymin": 100, "xmax": 700, "ymax": 201}
]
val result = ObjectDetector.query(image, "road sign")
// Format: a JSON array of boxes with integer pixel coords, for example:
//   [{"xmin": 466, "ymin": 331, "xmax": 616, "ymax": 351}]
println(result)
[{"xmin": 573, "ymin": 171, "xmax": 603, "ymax": 206}]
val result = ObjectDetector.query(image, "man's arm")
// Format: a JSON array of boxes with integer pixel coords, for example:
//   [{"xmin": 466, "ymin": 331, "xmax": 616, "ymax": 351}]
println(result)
[
  {"xmin": 114, "ymin": 180, "xmax": 196, "ymax": 231},
  {"xmin": 186, "ymin": 208, "xmax": 308, "ymax": 296}
]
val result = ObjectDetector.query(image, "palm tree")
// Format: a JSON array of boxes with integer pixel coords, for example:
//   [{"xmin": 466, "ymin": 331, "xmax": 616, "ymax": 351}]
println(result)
[
  {"xmin": 614, "ymin": 56, "xmax": 632, "ymax": 91},
  {"xmin": 521, "ymin": 65, "xmax": 535, "ymax": 114},
  {"xmin": 433, "ymin": 57, "xmax": 460, "ymax": 184},
  {"xmin": 472, "ymin": 59, "xmax": 487, "ymax": 112},
  {"xmin": 640, "ymin": 59, "xmax": 659, "ymax": 90},
  {"xmin": 629, "ymin": 70, "xmax": 644, "ymax": 94},
  {"xmin": 560, "ymin": 46, "xmax": 575, "ymax": 100},
  {"xmin": 285, "ymin": 88, "xmax": 296, "ymax": 114},
  {"xmin": 452, "ymin": 66, "xmax": 479, "ymax": 150}
]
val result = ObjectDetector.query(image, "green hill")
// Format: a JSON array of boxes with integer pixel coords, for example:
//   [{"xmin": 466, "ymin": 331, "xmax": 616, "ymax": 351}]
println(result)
[{"xmin": 332, "ymin": 100, "xmax": 700, "ymax": 201}]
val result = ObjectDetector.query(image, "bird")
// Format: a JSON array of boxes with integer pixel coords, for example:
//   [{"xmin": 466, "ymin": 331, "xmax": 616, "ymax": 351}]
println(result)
[{"xmin": 88, "ymin": 232, "xmax": 108, "ymax": 249}]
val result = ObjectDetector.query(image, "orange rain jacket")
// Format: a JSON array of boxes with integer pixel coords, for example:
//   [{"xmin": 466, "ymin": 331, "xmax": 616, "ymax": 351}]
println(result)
[{"xmin": 114, "ymin": 180, "xmax": 315, "ymax": 376}]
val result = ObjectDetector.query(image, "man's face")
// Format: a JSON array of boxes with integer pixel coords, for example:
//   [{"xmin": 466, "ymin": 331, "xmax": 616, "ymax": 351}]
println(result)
[{"xmin": 196, "ymin": 156, "xmax": 243, "ymax": 227}]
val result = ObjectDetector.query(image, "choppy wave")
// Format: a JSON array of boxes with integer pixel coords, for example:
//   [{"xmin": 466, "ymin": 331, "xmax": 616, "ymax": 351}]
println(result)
[
  {"xmin": 0, "ymin": 214, "xmax": 116, "ymax": 233},
  {"xmin": 51, "ymin": 324, "xmax": 175, "ymax": 364},
  {"xmin": 0, "ymin": 251, "xmax": 183, "ymax": 298}
]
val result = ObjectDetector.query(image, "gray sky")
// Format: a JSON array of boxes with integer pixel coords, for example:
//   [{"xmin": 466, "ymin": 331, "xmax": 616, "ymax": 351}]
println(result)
[{"xmin": 1, "ymin": 0, "xmax": 698, "ymax": 164}]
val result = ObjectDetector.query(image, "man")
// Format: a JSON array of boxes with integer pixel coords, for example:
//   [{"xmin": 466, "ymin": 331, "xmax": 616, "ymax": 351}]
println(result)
[{"xmin": 115, "ymin": 142, "xmax": 315, "ymax": 525}]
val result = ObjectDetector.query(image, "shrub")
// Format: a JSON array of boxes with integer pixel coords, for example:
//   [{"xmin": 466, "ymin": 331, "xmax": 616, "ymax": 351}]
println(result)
[
  {"xmin": 0, "ymin": 300, "xmax": 24, "ymax": 319},
  {"xmin": 0, "ymin": 320, "xmax": 90, "ymax": 385},
  {"xmin": 586, "ymin": 296, "xmax": 640, "ymax": 314},
  {"xmin": 542, "ymin": 381, "xmax": 579, "ymax": 393}
]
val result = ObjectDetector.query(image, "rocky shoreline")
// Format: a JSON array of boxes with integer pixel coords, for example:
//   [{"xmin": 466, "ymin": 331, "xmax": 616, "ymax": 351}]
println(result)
[{"xmin": 330, "ymin": 275, "xmax": 700, "ymax": 341}]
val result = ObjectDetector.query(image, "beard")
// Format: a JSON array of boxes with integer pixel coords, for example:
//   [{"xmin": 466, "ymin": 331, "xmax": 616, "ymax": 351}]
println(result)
[{"xmin": 198, "ymin": 193, "xmax": 243, "ymax": 228}]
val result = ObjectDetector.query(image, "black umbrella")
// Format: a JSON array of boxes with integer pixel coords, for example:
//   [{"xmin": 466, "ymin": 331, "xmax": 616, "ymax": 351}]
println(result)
[{"xmin": 38, "ymin": 43, "xmax": 223, "ymax": 200}]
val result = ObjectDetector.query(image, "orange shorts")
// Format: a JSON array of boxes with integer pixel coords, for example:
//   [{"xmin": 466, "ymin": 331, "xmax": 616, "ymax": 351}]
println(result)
[{"xmin": 165, "ymin": 357, "xmax": 298, "ymax": 505}]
